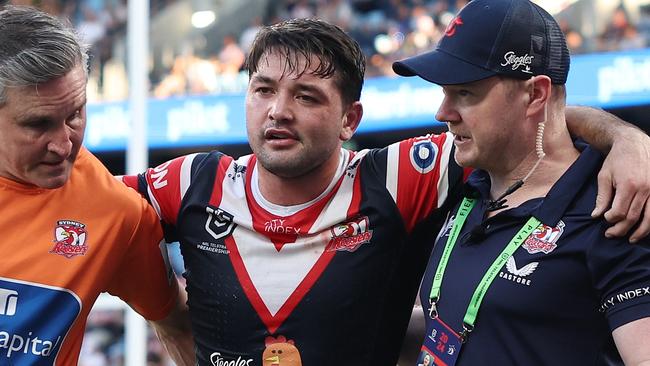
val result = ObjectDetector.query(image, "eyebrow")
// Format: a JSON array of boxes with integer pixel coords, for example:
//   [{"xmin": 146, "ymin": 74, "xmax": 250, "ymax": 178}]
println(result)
[
  {"xmin": 295, "ymin": 83, "xmax": 324, "ymax": 93},
  {"xmin": 250, "ymin": 75, "xmax": 329, "ymax": 98},
  {"xmin": 250, "ymin": 75, "xmax": 275, "ymax": 85},
  {"xmin": 17, "ymin": 98, "xmax": 87, "ymax": 125},
  {"xmin": 294, "ymin": 83, "xmax": 328, "ymax": 100},
  {"xmin": 17, "ymin": 114, "xmax": 53, "ymax": 126}
]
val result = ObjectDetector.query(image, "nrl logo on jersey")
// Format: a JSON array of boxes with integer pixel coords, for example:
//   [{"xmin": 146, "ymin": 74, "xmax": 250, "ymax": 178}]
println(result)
[
  {"xmin": 523, "ymin": 220, "xmax": 564, "ymax": 254},
  {"xmin": 50, "ymin": 220, "xmax": 88, "ymax": 259},
  {"xmin": 326, "ymin": 216, "xmax": 373, "ymax": 253},
  {"xmin": 205, "ymin": 206, "xmax": 237, "ymax": 240}
]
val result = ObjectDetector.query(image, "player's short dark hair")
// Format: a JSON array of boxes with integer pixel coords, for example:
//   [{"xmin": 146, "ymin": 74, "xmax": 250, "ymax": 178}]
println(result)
[{"xmin": 246, "ymin": 18, "xmax": 366, "ymax": 106}]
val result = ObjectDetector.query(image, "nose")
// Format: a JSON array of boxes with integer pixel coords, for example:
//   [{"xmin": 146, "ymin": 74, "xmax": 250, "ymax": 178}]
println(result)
[
  {"xmin": 47, "ymin": 123, "xmax": 73, "ymax": 158},
  {"xmin": 268, "ymin": 93, "xmax": 293, "ymax": 123},
  {"xmin": 435, "ymin": 96, "xmax": 461, "ymax": 125}
]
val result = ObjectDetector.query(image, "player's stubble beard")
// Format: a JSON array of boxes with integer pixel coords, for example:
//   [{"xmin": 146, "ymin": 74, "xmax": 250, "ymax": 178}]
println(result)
[{"xmin": 255, "ymin": 138, "xmax": 338, "ymax": 179}]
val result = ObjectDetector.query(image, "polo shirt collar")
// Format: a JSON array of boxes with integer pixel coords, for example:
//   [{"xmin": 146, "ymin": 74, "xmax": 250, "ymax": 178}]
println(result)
[{"xmin": 464, "ymin": 146, "xmax": 603, "ymax": 226}]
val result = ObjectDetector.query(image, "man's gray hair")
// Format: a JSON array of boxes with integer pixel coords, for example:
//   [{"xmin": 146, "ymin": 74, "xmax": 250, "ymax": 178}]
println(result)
[{"xmin": 0, "ymin": 5, "xmax": 89, "ymax": 105}]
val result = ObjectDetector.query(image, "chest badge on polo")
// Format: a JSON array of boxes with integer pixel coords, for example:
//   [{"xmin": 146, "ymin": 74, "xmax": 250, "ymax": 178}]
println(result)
[
  {"xmin": 50, "ymin": 220, "xmax": 88, "ymax": 258},
  {"xmin": 262, "ymin": 335, "xmax": 302, "ymax": 366},
  {"xmin": 522, "ymin": 220, "xmax": 565, "ymax": 255}
]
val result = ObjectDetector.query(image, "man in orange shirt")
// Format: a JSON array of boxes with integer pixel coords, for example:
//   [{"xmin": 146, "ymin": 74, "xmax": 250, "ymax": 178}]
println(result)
[{"xmin": 0, "ymin": 6, "xmax": 193, "ymax": 365}]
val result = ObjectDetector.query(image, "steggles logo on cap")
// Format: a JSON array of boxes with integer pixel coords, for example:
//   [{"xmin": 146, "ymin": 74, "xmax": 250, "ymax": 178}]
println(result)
[
  {"xmin": 501, "ymin": 51, "xmax": 534, "ymax": 74},
  {"xmin": 444, "ymin": 16, "xmax": 463, "ymax": 37}
]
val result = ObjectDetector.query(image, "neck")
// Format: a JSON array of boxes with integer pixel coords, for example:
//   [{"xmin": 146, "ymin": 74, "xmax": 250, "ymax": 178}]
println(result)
[
  {"xmin": 488, "ymin": 153, "xmax": 551, "ymax": 204},
  {"xmin": 487, "ymin": 117, "xmax": 579, "ymax": 215},
  {"xmin": 256, "ymin": 149, "xmax": 343, "ymax": 206}
]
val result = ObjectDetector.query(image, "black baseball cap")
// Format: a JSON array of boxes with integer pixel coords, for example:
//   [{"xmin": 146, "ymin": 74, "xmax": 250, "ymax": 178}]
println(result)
[{"xmin": 392, "ymin": 0, "xmax": 570, "ymax": 85}]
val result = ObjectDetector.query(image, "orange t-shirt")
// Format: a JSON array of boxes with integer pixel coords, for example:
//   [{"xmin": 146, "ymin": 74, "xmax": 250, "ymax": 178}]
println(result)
[{"xmin": 0, "ymin": 148, "xmax": 176, "ymax": 365}]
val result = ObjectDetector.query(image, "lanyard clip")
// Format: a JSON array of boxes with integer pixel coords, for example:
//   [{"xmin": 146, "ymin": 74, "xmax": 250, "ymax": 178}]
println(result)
[
  {"xmin": 459, "ymin": 323, "xmax": 474, "ymax": 344},
  {"xmin": 428, "ymin": 300, "xmax": 438, "ymax": 319}
]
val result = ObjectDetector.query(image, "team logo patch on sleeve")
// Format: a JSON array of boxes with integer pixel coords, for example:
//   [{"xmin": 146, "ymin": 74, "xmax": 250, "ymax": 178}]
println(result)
[
  {"xmin": 50, "ymin": 220, "xmax": 88, "ymax": 259},
  {"xmin": 409, "ymin": 141, "xmax": 438, "ymax": 174}
]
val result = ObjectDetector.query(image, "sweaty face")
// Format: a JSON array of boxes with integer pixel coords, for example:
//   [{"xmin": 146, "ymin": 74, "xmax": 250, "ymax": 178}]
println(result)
[
  {"xmin": 245, "ymin": 51, "xmax": 350, "ymax": 179},
  {"xmin": 0, "ymin": 66, "xmax": 87, "ymax": 189}
]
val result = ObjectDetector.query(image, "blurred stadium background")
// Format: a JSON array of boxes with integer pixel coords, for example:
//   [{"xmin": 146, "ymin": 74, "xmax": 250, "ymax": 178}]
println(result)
[{"xmin": 3, "ymin": 0, "xmax": 650, "ymax": 364}]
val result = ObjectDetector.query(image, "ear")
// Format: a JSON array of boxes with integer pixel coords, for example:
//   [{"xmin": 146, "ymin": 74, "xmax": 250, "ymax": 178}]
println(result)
[
  {"xmin": 340, "ymin": 101, "xmax": 363, "ymax": 142},
  {"xmin": 526, "ymin": 75, "xmax": 552, "ymax": 122}
]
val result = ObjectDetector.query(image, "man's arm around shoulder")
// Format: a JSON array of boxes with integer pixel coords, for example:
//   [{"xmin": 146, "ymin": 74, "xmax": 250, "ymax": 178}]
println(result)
[{"xmin": 566, "ymin": 105, "xmax": 650, "ymax": 242}]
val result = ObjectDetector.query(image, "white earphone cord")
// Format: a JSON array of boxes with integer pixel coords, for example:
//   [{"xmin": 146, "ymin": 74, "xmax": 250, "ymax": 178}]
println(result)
[{"xmin": 487, "ymin": 105, "xmax": 547, "ymax": 211}]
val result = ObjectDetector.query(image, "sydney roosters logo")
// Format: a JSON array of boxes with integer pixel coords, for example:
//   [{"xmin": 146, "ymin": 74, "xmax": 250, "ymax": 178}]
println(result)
[
  {"xmin": 50, "ymin": 220, "xmax": 88, "ymax": 258},
  {"xmin": 326, "ymin": 216, "xmax": 373, "ymax": 252},
  {"xmin": 445, "ymin": 16, "xmax": 463, "ymax": 37},
  {"xmin": 523, "ymin": 220, "xmax": 565, "ymax": 254}
]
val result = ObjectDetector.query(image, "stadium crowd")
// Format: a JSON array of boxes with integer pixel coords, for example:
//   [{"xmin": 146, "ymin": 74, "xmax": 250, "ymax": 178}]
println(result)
[{"xmin": 5, "ymin": 0, "xmax": 650, "ymax": 101}]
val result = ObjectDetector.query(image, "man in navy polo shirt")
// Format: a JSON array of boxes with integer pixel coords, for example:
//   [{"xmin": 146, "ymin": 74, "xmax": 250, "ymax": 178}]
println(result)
[{"xmin": 394, "ymin": 0, "xmax": 650, "ymax": 364}]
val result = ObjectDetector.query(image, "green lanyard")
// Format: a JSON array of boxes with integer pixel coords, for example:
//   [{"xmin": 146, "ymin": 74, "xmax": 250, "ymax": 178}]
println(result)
[{"xmin": 429, "ymin": 197, "xmax": 541, "ymax": 342}]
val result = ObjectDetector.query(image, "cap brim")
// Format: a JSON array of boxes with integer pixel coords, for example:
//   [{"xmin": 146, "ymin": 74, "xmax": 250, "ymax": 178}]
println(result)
[{"xmin": 392, "ymin": 49, "xmax": 496, "ymax": 85}]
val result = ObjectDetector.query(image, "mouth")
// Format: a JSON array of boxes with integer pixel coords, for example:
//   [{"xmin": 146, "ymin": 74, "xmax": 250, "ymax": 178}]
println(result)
[
  {"xmin": 451, "ymin": 132, "xmax": 471, "ymax": 142},
  {"xmin": 263, "ymin": 128, "xmax": 299, "ymax": 148},
  {"xmin": 39, "ymin": 158, "xmax": 73, "ymax": 175},
  {"xmin": 41, "ymin": 160, "xmax": 66, "ymax": 167},
  {"xmin": 264, "ymin": 128, "xmax": 297, "ymax": 140}
]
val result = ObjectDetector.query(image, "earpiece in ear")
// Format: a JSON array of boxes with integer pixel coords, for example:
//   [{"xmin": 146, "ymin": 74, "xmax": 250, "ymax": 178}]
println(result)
[{"xmin": 535, "ymin": 104, "xmax": 547, "ymax": 160}]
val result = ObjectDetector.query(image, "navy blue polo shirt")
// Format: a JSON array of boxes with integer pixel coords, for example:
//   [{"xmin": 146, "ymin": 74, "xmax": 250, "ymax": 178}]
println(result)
[{"xmin": 420, "ymin": 146, "xmax": 650, "ymax": 365}]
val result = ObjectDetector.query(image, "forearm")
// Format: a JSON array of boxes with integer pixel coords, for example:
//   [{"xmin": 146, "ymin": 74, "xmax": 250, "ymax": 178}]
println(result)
[
  {"xmin": 150, "ymin": 280, "xmax": 195, "ymax": 365},
  {"xmin": 613, "ymin": 317, "xmax": 650, "ymax": 366},
  {"xmin": 565, "ymin": 105, "xmax": 642, "ymax": 153},
  {"xmin": 152, "ymin": 322, "xmax": 195, "ymax": 366}
]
